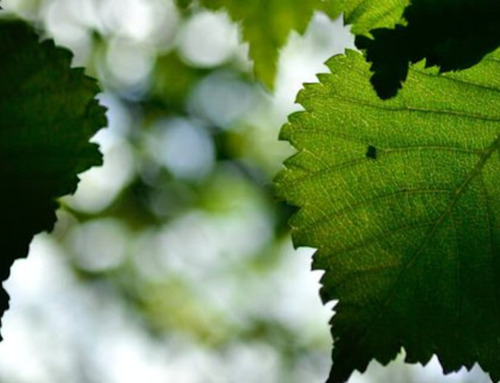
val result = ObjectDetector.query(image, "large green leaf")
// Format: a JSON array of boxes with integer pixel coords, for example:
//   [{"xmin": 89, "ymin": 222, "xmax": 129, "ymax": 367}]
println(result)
[
  {"xmin": 0, "ymin": 20, "xmax": 106, "ymax": 333},
  {"xmin": 275, "ymin": 49, "xmax": 500, "ymax": 382}
]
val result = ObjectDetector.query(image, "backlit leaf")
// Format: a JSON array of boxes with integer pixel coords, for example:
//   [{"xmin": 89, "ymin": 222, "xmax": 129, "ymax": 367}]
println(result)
[{"xmin": 275, "ymin": 49, "xmax": 500, "ymax": 382}]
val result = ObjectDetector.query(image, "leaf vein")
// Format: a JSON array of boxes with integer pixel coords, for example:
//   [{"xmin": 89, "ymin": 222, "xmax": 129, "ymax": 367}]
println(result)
[{"xmin": 298, "ymin": 188, "xmax": 451, "ymax": 234}]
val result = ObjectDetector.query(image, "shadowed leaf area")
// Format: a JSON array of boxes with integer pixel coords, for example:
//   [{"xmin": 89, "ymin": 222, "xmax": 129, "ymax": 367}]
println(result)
[
  {"xmin": 356, "ymin": 0, "xmax": 500, "ymax": 99},
  {"xmin": 275, "ymin": 48, "xmax": 500, "ymax": 382},
  {"xmin": 0, "ymin": 20, "xmax": 105, "ymax": 334}
]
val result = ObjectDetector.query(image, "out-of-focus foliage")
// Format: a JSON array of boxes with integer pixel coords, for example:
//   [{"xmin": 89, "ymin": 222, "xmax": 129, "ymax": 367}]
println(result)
[
  {"xmin": 0, "ymin": 18, "xmax": 105, "ymax": 334},
  {"xmin": 177, "ymin": 0, "xmax": 342, "ymax": 88},
  {"xmin": 176, "ymin": 0, "xmax": 413, "ymax": 89},
  {"xmin": 357, "ymin": 0, "xmax": 500, "ymax": 98},
  {"xmin": 276, "ymin": 48, "xmax": 500, "ymax": 382},
  {"xmin": 152, "ymin": 51, "xmax": 210, "ymax": 112}
]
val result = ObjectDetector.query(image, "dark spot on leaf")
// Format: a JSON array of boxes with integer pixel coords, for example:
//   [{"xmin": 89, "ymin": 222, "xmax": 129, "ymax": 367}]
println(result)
[{"xmin": 366, "ymin": 145, "xmax": 377, "ymax": 159}]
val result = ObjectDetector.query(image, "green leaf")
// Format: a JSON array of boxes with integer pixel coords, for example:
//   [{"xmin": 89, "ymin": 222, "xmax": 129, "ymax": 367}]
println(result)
[
  {"xmin": 275, "ymin": 49, "xmax": 500, "ymax": 382},
  {"xmin": 356, "ymin": 0, "xmax": 500, "ymax": 99},
  {"xmin": 329, "ymin": 0, "xmax": 409, "ymax": 35},
  {"xmin": 0, "ymin": 20, "xmax": 106, "ymax": 332}
]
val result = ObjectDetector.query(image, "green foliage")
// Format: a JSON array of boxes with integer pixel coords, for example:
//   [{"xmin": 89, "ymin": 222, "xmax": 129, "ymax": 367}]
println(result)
[
  {"xmin": 4, "ymin": 0, "xmax": 500, "ymax": 382},
  {"xmin": 357, "ymin": 0, "xmax": 500, "ymax": 98},
  {"xmin": 0, "ymin": 19, "xmax": 105, "ymax": 332},
  {"xmin": 275, "ymin": 48, "xmax": 500, "ymax": 382}
]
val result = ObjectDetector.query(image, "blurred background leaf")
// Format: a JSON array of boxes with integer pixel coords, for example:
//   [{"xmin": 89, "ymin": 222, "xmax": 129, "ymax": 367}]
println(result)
[{"xmin": 176, "ymin": 0, "xmax": 342, "ymax": 89}]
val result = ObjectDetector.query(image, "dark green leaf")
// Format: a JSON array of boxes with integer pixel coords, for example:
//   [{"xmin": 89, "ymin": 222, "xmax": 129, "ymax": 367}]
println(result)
[
  {"xmin": 275, "ymin": 49, "xmax": 500, "ymax": 382},
  {"xmin": 0, "ymin": 20, "xmax": 106, "ymax": 333}
]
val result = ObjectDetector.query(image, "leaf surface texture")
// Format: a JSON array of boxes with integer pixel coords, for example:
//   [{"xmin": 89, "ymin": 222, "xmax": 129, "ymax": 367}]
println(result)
[{"xmin": 275, "ymin": 49, "xmax": 500, "ymax": 382}]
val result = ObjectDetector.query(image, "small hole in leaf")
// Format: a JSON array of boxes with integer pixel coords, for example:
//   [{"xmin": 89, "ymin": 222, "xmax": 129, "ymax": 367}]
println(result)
[{"xmin": 366, "ymin": 145, "xmax": 377, "ymax": 159}]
